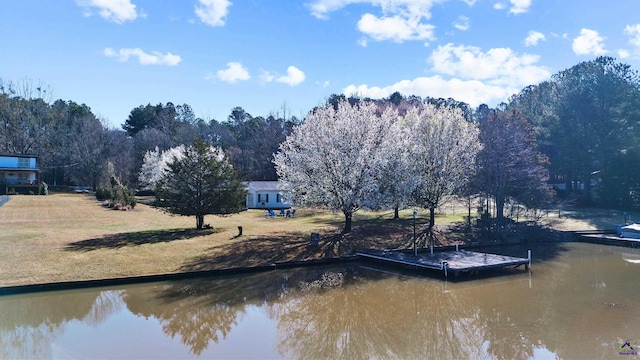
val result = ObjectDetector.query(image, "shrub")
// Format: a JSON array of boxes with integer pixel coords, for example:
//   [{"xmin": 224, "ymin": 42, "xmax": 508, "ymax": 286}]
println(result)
[
  {"xmin": 95, "ymin": 176, "xmax": 136, "ymax": 209},
  {"xmin": 39, "ymin": 182, "xmax": 48, "ymax": 195},
  {"xmin": 95, "ymin": 187, "xmax": 111, "ymax": 201}
]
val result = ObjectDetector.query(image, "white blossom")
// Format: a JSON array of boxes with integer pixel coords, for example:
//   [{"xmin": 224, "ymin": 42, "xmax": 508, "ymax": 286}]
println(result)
[
  {"xmin": 274, "ymin": 101, "xmax": 398, "ymax": 232},
  {"xmin": 404, "ymin": 104, "xmax": 481, "ymax": 227},
  {"xmin": 138, "ymin": 145, "xmax": 185, "ymax": 191}
]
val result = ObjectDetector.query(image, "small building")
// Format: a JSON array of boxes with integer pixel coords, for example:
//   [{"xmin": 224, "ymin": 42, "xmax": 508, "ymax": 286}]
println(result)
[
  {"xmin": 0, "ymin": 153, "xmax": 40, "ymax": 194},
  {"xmin": 244, "ymin": 181, "xmax": 291, "ymax": 210}
]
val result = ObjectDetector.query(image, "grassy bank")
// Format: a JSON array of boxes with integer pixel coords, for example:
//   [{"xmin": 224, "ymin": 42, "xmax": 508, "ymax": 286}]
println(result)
[
  {"xmin": 0, "ymin": 193, "xmax": 634, "ymax": 287},
  {"xmin": 0, "ymin": 193, "xmax": 437, "ymax": 286}
]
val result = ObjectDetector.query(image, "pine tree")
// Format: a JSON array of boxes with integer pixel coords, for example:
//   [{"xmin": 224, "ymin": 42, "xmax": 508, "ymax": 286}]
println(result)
[{"xmin": 154, "ymin": 139, "xmax": 246, "ymax": 229}]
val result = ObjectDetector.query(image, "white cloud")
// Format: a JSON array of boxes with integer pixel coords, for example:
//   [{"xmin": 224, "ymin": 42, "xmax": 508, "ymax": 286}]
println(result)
[
  {"xmin": 259, "ymin": 70, "xmax": 276, "ymax": 83},
  {"xmin": 618, "ymin": 49, "xmax": 631, "ymax": 59},
  {"xmin": 357, "ymin": 13, "xmax": 435, "ymax": 43},
  {"xmin": 309, "ymin": 0, "xmax": 443, "ymax": 19},
  {"xmin": 344, "ymin": 76, "xmax": 510, "ymax": 108},
  {"xmin": 624, "ymin": 24, "xmax": 640, "ymax": 49},
  {"xmin": 103, "ymin": 48, "xmax": 181, "ymax": 66},
  {"xmin": 492, "ymin": 0, "xmax": 531, "ymax": 14},
  {"xmin": 572, "ymin": 28, "xmax": 608, "ymax": 56},
  {"xmin": 462, "ymin": 0, "xmax": 477, "ymax": 5},
  {"xmin": 77, "ymin": 0, "xmax": 139, "ymax": 23},
  {"xmin": 620, "ymin": 24, "xmax": 640, "ymax": 59},
  {"xmin": 258, "ymin": 66, "xmax": 305, "ymax": 86},
  {"xmin": 215, "ymin": 62, "xmax": 250, "ymax": 83},
  {"xmin": 509, "ymin": 0, "xmax": 531, "ymax": 14},
  {"xmin": 343, "ymin": 42, "xmax": 551, "ymax": 108},
  {"xmin": 195, "ymin": 0, "xmax": 231, "ymax": 27},
  {"xmin": 453, "ymin": 15, "xmax": 470, "ymax": 31},
  {"xmin": 524, "ymin": 30, "xmax": 546, "ymax": 47},
  {"xmin": 429, "ymin": 43, "xmax": 550, "ymax": 87},
  {"xmin": 276, "ymin": 66, "xmax": 306, "ymax": 86},
  {"xmin": 308, "ymin": 0, "xmax": 445, "ymax": 44}
]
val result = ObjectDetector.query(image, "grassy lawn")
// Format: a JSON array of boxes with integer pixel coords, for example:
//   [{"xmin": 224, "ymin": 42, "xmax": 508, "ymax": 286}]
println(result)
[
  {"xmin": 0, "ymin": 192, "xmax": 635, "ymax": 287},
  {"xmin": 0, "ymin": 193, "xmax": 436, "ymax": 286}
]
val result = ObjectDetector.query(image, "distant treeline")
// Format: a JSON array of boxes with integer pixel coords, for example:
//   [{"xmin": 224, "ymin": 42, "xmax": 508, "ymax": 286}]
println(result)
[{"xmin": 1, "ymin": 56, "xmax": 639, "ymax": 209}]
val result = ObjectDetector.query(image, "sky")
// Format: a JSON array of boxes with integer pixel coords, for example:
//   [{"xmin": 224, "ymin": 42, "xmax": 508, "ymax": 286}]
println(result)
[{"xmin": 2, "ymin": 0, "xmax": 640, "ymax": 128}]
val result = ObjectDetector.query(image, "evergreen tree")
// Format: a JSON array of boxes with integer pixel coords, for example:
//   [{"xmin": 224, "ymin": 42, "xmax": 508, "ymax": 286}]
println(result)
[{"xmin": 154, "ymin": 139, "xmax": 247, "ymax": 229}]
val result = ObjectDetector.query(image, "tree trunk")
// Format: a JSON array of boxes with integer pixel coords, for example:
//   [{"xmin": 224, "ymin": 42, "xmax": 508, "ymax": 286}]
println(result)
[
  {"xmin": 343, "ymin": 211, "xmax": 352, "ymax": 233},
  {"xmin": 496, "ymin": 193, "xmax": 505, "ymax": 226},
  {"xmin": 429, "ymin": 206, "xmax": 435, "ymax": 229},
  {"xmin": 393, "ymin": 205, "xmax": 400, "ymax": 220},
  {"xmin": 196, "ymin": 214, "xmax": 204, "ymax": 230},
  {"xmin": 467, "ymin": 196, "xmax": 472, "ymax": 229}
]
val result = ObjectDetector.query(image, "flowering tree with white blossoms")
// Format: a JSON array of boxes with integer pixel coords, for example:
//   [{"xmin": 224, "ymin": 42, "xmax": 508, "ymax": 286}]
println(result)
[
  {"xmin": 274, "ymin": 100, "xmax": 398, "ymax": 233},
  {"xmin": 405, "ymin": 104, "xmax": 482, "ymax": 229},
  {"xmin": 374, "ymin": 122, "xmax": 415, "ymax": 219},
  {"xmin": 138, "ymin": 145, "xmax": 185, "ymax": 191}
]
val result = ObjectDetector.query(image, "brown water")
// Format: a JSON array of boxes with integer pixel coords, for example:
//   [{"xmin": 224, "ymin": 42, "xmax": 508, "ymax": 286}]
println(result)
[{"xmin": 1, "ymin": 242, "xmax": 640, "ymax": 359}]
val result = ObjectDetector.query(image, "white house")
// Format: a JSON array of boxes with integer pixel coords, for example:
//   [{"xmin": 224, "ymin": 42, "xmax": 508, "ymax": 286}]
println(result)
[
  {"xmin": 0, "ymin": 153, "xmax": 40, "ymax": 194},
  {"xmin": 244, "ymin": 181, "xmax": 291, "ymax": 209}
]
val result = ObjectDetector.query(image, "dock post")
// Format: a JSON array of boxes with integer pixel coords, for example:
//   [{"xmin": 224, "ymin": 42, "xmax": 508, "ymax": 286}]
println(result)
[
  {"xmin": 526, "ymin": 249, "xmax": 531, "ymax": 270},
  {"xmin": 430, "ymin": 246, "xmax": 433, "ymax": 255},
  {"xmin": 455, "ymin": 244, "xmax": 459, "ymax": 252}
]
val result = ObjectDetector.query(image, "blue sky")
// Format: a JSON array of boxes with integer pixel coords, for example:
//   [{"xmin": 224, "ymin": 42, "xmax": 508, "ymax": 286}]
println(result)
[{"xmin": 2, "ymin": 1, "xmax": 640, "ymax": 128}]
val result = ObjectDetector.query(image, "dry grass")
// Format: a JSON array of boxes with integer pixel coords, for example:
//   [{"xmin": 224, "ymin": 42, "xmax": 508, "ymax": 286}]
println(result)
[
  {"xmin": 0, "ymin": 193, "xmax": 427, "ymax": 286},
  {"xmin": 0, "ymin": 193, "xmax": 634, "ymax": 287}
]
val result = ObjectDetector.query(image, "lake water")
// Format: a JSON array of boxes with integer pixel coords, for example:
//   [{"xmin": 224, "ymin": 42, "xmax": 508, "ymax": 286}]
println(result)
[{"xmin": 1, "ymin": 242, "xmax": 640, "ymax": 359}]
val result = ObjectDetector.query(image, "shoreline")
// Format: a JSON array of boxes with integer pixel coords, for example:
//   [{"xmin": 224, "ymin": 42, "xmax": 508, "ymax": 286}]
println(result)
[{"xmin": 5, "ymin": 232, "xmax": 639, "ymax": 296}]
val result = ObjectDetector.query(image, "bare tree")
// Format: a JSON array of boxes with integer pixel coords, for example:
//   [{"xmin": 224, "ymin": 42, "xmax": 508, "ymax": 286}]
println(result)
[{"xmin": 475, "ymin": 110, "xmax": 553, "ymax": 225}]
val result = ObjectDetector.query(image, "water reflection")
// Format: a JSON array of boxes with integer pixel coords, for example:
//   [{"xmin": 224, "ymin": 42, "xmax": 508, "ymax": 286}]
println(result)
[
  {"xmin": 1, "ymin": 242, "xmax": 640, "ymax": 359},
  {"xmin": 0, "ymin": 290, "xmax": 121, "ymax": 359}
]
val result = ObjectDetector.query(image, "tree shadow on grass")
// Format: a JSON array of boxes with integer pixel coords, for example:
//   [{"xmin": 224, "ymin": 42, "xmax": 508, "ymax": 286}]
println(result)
[
  {"xmin": 65, "ymin": 228, "xmax": 221, "ymax": 252},
  {"xmin": 179, "ymin": 231, "xmax": 337, "ymax": 272},
  {"xmin": 178, "ymin": 223, "xmax": 417, "ymax": 273}
]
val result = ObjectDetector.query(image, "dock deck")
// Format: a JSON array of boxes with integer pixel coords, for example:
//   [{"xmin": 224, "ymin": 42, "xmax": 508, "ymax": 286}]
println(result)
[
  {"xmin": 577, "ymin": 233, "xmax": 640, "ymax": 248},
  {"xmin": 356, "ymin": 249, "xmax": 530, "ymax": 277}
]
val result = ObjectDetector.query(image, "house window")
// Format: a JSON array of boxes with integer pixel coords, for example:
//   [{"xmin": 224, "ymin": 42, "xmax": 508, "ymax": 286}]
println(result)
[
  {"xmin": 276, "ymin": 194, "xmax": 282, "ymax": 203},
  {"xmin": 18, "ymin": 158, "xmax": 29, "ymax": 168},
  {"xmin": 258, "ymin": 194, "xmax": 269, "ymax": 203}
]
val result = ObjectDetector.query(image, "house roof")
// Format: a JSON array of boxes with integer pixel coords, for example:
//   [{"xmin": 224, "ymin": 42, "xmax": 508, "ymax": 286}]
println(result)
[
  {"xmin": 622, "ymin": 223, "xmax": 640, "ymax": 231},
  {"xmin": 0, "ymin": 168, "xmax": 40, "ymax": 172},
  {"xmin": 244, "ymin": 181, "xmax": 286, "ymax": 191},
  {"xmin": 0, "ymin": 153, "xmax": 38, "ymax": 158}
]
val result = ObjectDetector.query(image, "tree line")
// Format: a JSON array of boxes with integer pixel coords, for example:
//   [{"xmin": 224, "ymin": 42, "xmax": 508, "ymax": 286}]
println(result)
[
  {"xmin": 1, "ymin": 56, "xmax": 639, "ymax": 227},
  {"xmin": 0, "ymin": 82, "xmax": 298, "ymax": 190}
]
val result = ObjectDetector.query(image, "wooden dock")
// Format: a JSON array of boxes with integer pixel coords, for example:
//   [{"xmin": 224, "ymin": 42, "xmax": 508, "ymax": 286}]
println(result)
[
  {"xmin": 576, "ymin": 232, "xmax": 640, "ymax": 248},
  {"xmin": 356, "ymin": 249, "xmax": 530, "ymax": 277}
]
